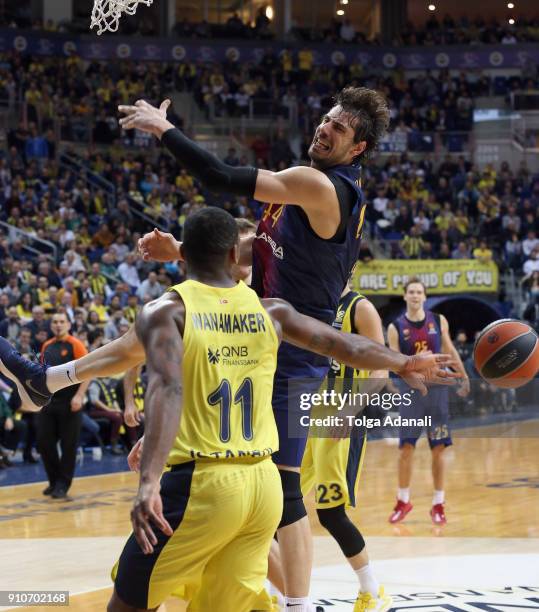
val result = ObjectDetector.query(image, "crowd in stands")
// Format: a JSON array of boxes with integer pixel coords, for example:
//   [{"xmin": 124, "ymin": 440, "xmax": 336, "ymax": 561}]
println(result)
[{"xmin": 3, "ymin": 34, "xmax": 537, "ymax": 155}]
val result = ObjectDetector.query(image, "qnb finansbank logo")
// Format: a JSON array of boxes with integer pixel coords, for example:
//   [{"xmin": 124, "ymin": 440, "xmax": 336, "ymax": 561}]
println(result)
[
  {"xmin": 207, "ymin": 346, "xmax": 220, "ymax": 364},
  {"xmin": 207, "ymin": 345, "xmax": 258, "ymax": 367}
]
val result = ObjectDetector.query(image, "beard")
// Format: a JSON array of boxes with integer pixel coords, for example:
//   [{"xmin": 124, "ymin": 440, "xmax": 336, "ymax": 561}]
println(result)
[{"xmin": 308, "ymin": 144, "xmax": 333, "ymax": 168}]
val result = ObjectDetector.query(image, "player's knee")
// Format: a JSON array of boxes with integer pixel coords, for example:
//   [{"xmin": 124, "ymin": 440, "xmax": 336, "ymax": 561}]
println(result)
[
  {"xmin": 431, "ymin": 443, "xmax": 445, "ymax": 456},
  {"xmin": 400, "ymin": 443, "xmax": 415, "ymax": 456},
  {"xmin": 316, "ymin": 505, "xmax": 365, "ymax": 558},
  {"xmin": 278, "ymin": 469, "xmax": 306, "ymax": 528}
]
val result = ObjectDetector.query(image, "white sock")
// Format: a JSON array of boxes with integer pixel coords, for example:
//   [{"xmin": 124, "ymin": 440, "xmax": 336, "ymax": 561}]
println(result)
[
  {"xmin": 284, "ymin": 597, "xmax": 314, "ymax": 611},
  {"xmin": 45, "ymin": 361, "xmax": 81, "ymax": 393},
  {"xmin": 433, "ymin": 490, "xmax": 445, "ymax": 505},
  {"xmin": 355, "ymin": 563, "xmax": 380, "ymax": 598},
  {"xmin": 397, "ymin": 487, "xmax": 410, "ymax": 503}
]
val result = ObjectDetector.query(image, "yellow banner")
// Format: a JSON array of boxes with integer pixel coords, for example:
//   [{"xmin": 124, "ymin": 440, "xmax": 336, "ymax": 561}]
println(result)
[{"xmin": 351, "ymin": 259, "xmax": 499, "ymax": 295}]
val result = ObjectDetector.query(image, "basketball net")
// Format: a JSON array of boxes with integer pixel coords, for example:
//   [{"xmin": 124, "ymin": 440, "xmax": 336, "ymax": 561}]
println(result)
[{"xmin": 91, "ymin": 0, "xmax": 154, "ymax": 35}]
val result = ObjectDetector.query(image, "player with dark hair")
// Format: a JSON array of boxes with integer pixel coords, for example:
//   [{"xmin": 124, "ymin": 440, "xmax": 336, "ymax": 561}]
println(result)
[
  {"xmin": 115, "ymin": 87, "xmax": 390, "ymax": 611},
  {"xmin": 0, "ymin": 207, "xmax": 457, "ymax": 612},
  {"xmin": 387, "ymin": 278, "xmax": 470, "ymax": 526}
]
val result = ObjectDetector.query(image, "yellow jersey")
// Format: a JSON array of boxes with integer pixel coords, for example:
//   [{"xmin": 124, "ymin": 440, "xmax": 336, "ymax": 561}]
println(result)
[
  {"xmin": 328, "ymin": 291, "xmax": 370, "ymax": 393},
  {"xmin": 167, "ymin": 279, "xmax": 279, "ymax": 465}
]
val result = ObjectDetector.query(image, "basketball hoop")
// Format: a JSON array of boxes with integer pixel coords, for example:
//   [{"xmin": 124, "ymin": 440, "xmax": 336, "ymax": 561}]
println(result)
[{"xmin": 91, "ymin": 0, "xmax": 154, "ymax": 35}]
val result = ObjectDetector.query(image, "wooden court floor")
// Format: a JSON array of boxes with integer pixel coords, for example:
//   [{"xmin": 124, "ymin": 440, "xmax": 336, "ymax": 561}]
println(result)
[{"xmin": 1, "ymin": 420, "xmax": 538, "ymax": 611}]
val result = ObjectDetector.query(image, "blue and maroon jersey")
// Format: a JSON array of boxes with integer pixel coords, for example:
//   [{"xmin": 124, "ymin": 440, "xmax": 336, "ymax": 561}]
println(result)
[
  {"xmin": 394, "ymin": 310, "xmax": 442, "ymax": 356},
  {"xmin": 251, "ymin": 164, "xmax": 365, "ymax": 379}
]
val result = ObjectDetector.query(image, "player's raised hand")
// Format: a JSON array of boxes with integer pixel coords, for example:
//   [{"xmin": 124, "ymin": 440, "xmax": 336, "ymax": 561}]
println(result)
[
  {"xmin": 118, "ymin": 99, "xmax": 173, "ymax": 137},
  {"xmin": 138, "ymin": 228, "xmax": 183, "ymax": 262},
  {"xmin": 131, "ymin": 481, "xmax": 173, "ymax": 555}
]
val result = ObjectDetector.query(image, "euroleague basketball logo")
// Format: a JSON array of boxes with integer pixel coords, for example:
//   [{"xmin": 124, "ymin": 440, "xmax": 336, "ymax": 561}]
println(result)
[{"xmin": 487, "ymin": 332, "xmax": 499, "ymax": 344}]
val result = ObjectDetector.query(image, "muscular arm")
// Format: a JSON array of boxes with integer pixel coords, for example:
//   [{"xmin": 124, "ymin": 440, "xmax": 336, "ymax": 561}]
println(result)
[
  {"xmin": 136, "ymin": 295, "xmax": 184, "ymax": 485},
  {"xmin": 73, "ymin": 325, "xmax": 145, "ymax": 381},
  {"xmin": 265, "ymin": 298, "xmax": 408, "ymax": 373},
  {"xmin": 264, "ymin": 298, "xmax": 458, "ymax": 395},
  {"xmin": 118, "ymin": 100, "xmax": 340, "ymax": 234}
]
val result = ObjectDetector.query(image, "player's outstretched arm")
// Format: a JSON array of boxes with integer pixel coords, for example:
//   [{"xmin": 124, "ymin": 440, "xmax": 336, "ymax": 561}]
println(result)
[
  {"xmin": 263, "ymin": 298, "xmax": 459, "ymax": 396},
  {"xmin": 118, "ymin": 100, "xmax": 337, "ymax": 220},
  {"xmin": 74, "ymin": 325, "xmax": 145, "ymax": 381},
  {"xmin": 130, "ymin": 294, "xmax": 184, "ymax": 554}
]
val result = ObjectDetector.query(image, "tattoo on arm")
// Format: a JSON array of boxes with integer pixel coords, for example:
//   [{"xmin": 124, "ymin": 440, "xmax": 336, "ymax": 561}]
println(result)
[
  {"xmin": 308, "ymin": 333, "xmax": 336, "ymax": 353},
  {"xmin": 162, "ymin": 338, "xmax": 183, "ymax": 366}
]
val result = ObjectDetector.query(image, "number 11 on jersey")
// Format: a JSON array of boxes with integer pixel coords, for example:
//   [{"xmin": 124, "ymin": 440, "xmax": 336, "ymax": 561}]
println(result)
[{"xmin": 208, "ymin": 378, "xmax": 254, "ymax": 443}]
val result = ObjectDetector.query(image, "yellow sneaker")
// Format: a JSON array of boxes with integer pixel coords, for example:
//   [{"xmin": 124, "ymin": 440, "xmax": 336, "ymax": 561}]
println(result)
[{"xmin": 353, "ymin": 586, "xmax": 393, "ymax": 612}]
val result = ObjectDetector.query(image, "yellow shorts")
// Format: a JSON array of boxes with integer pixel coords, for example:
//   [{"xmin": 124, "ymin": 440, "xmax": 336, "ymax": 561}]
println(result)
[
  {"xmin": 301, "ymin": 428, "xmax": 367, "ymax": 509},
  {"xmin": 112, "ymin": 458, "xmax": 282, "ymax": 611}
]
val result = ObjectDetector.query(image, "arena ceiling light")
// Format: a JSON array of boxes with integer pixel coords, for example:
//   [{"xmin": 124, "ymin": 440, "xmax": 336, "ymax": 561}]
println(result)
[
  {"xmin": 507, "ymin": 2, "xmax": 515, "ymax": 8},
  {"xmin": 340, "ymin": 0, "xmax": 349, "ymax": 4},
  {"xmin": 508, "ymin": 17, "xmax": 515, "ymax": 24},
  {"xmin": 265, "ymin": 5, "xmax": 274, "ymax": 20},
  {"xmin": 336, "ymin": 8, "xmax": 345, "ymax": 15},
  {"xmin": 428, "ymin": 4, "xmax": 436, "ymax": 11}
]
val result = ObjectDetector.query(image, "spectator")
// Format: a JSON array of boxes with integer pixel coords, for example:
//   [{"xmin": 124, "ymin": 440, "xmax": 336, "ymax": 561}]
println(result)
[
  {"xmin": 122, "ymin": 294, "xmax": 139, "ymax": 325},
  {"xmin": 89, "ymin": 294, "xmax": 109, "ymax": 325},
  {"xmin": 454, "ymin": 330, "xmax": 472, "ymax": 363},
  {"xmin": 523, "ymin": 247, "xmax": 539, "ymax": 277},
  {"xmin": 87, "ymin": 378, "xmax": 133, "ymax": 455},
  {"xmin": 89, "ymin": 263, "xmax": 110, "ymax": 299},
  {"xmin": 0, "ymin": 307, "xmax": 21, "ymax": 342},
  {"xmin": 117, "ymin": 252, "xmax": 140, "ymax": 291},
  {"xmin": 0, "ymin": 293, "xmax": 10, "ymax": 322},
  {"xmin": 473, "ymin": 239, "xmax": 493, "ymax": 263},
  {"xmin": 504, "ymin": 232, "xmax": 522, "ymax": 271},
  {"xmin": 339, "ymin": 19, "xmax": 356, "ymax": 43},
  {"xmin": 15, "ymin": 327, "xmax": 33, "ymax": 354},
  {"xmin": 223, "ymin": 147, "xmax": 240, "ymax": 166},
  {"xmin": 136, "ymin": 271, "xmax": 164, "ymax": 301},
  {"xmin": 400, "ymin": 225, "xmax": 425, "ymax": 259},
  {"xmin": 104, "ymin": 310, "xmax": 129, "ymax": 342},
  {"xmin": 452, "ymin": 241, "xmax": 471, "ymax": 259},
  {"xmin": 25, "ymin": 124, "xmax": 49, "ymax": 162},
  {"xmin": 522, "ymin": 230, "xmax": 539, "ymax": 258},
  {"xmin": 0, "ymin": 390, "xmax": 27, "ymax": 467},
  {"xmin": 16, "ymin": 292, "xmax": 35, "ymax": 323}
]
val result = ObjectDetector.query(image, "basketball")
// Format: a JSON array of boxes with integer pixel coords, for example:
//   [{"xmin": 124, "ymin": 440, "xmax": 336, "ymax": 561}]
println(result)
[{"xmin": 474, "ymin": 319, "xmax": 539, "ymax": 388}]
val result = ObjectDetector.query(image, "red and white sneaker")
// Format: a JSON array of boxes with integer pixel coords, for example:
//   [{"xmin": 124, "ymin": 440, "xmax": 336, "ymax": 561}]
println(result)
[
  {"xmin": 430, "ymin": 503, "xmax": 447, "ymax": 525},
  {"xmin": 388, "ymin": 499, "xmax": 413, "ymax": 523}
]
